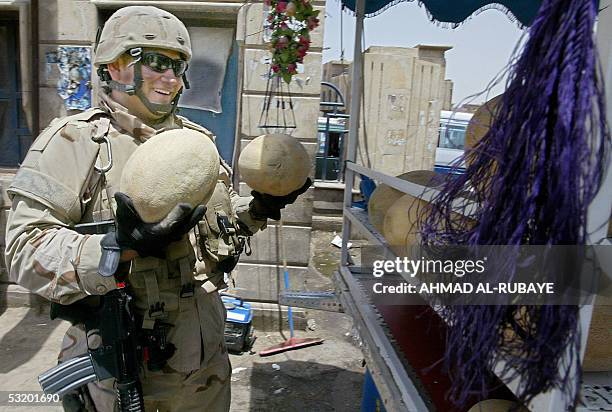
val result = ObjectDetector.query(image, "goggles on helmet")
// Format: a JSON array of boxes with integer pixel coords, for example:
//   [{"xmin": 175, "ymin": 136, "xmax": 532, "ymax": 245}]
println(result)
[{"xmin": 141, "ymin": 52, "xmax": 188, "ymax": 77}]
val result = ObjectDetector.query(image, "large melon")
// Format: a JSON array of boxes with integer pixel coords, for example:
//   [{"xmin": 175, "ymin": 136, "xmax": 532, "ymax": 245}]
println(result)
[
  {"xmin": 238, "ymin": 133, "xmax": 310, "ymax": 196},
  {"xmin": 120, "ymin": 128, "xmax": 220, "ymax": 223},
  {"xmin": 379, "ymin": 171, "xmax": 475, "ymax": 254}
]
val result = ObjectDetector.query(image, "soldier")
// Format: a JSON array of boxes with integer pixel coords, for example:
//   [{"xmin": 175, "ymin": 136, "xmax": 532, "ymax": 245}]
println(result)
[{"xmin": 4, "ymin": 6, "xmax": 309, "ymax": 412}]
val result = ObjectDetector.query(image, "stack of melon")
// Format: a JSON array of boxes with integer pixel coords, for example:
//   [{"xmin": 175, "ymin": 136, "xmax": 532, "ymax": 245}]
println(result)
[
  {"xmin": 368, "ymin": 95, "xmax": 504, "ymax": 246},
  {"xmin": 467, "ymin": 95, "xmax": 612, "ymax": 371},
  {"xmin": 368, "ymin": 94, "xmax": 612, "ymax": 382}
]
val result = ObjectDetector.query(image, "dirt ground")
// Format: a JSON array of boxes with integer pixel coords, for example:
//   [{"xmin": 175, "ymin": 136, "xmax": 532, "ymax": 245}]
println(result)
[
  {"xmin": 229, "ymin": 229, "xmax": 367, "ymax": 411},
  {"xmin": 229, "ymin": 309, "xmax": 365, "ymax": 412}
]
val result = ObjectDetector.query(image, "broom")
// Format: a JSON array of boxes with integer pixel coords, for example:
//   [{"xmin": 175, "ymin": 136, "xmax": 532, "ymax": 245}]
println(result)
[{"xmin": 259, "ymin": 217, "xmax": 324, "ymax": 356}]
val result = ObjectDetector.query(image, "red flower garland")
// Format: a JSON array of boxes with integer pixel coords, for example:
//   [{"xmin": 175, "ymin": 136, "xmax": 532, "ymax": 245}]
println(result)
[{"xmin": 265, "ymin": 0, "xmax": 320, "ymax": 83}]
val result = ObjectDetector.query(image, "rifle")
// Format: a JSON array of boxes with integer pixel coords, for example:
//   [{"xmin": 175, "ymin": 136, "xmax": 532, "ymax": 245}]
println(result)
[{"xmin": 38, "ymin": 221, "xmax": 145, "ymax": 412}]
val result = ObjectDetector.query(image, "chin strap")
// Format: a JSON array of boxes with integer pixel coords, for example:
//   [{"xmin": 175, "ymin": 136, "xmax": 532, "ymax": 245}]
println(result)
[
  {"xmin": 106, "ymin": 80, "xmax": 136, "ymax": 95},
  {"xmin": 99, "ymin": 48, "xmax": 191, "ymax": 119},
  {"xmin": 132, "ymin": 61, "xmax": 179, "ymax": 117}
]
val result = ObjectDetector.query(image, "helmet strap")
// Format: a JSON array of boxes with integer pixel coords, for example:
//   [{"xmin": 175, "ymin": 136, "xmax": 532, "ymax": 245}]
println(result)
[
  {"xmin": 132, "ymin": 59, "xmax": 182, "ymax": 118},
  {"xmin": 106, "ymin": 79, "xmax": 136, "ymax": 95}
]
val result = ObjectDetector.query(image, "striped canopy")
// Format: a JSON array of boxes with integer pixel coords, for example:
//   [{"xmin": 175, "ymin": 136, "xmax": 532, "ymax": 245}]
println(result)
[{"xmin": 340, "ymin": 0, "xmax": 543, "ymax": 26}]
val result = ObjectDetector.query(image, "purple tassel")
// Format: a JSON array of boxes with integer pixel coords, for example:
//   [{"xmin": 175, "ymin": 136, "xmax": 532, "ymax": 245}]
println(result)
[{"xmin": 420, "ymin": 0, "xmax": 609, "ymax": 408}]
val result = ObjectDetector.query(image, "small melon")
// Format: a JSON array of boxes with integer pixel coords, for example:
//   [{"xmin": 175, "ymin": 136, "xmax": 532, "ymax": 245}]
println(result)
[
  {"xmin": 382, "ymin": 194, "xmax": 428, "ymax": 250},
  {"xmin": 120, "ymin": 128, "xmax": 220, "ymax": 223},
  {"xmin": 238, "ymin": 133, "xmax": 310, "ymax": 196},
  {"xmin": 465, "ymin": 94, "xmax": 503, "ymax": 167},
  {"xmin": 368, "ymin": 170, "xmax": 445, "ymax": 234}
]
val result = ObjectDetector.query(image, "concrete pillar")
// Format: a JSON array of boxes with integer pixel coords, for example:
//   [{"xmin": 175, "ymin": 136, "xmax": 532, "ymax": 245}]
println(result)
[
  {"xmin": 359, "ymin": 45, "xmax": 450, "ymax": 176},
  {"xmin": 38, "ymin": 0, "xmax": 99, "ymax": 128}
]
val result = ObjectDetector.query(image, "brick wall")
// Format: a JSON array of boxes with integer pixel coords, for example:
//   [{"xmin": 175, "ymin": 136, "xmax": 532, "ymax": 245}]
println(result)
[
  {"xmin": 232, "ymin": 1, "xmax": 325, "ymax": 300},
  {"xmin": 2, "ymin": 0, "xmax": 324, "ymax": 303}
]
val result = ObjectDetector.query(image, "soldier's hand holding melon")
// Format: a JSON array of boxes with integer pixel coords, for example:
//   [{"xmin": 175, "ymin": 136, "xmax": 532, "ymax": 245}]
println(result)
[
  {"xmin": 115, "ymin": 128, "xmax": 219, "ymax": 258},
  {"xmin": 238, "ymin": 133, "xmax": 312, "ymax": 221}
]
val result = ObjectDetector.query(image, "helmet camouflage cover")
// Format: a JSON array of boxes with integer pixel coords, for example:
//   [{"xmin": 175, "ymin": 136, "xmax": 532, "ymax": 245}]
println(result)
[{"xmin": 94, "ymin": 6, "xmax": 192, "ymax": 65}]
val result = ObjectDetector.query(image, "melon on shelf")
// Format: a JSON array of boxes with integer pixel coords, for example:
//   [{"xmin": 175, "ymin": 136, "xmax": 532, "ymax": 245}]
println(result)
[{"xmin": 368, "ymin": 170, "xmax": 445, "ymax": 234}]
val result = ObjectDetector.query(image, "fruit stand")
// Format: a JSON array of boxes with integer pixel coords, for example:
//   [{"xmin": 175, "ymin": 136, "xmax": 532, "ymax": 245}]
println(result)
[{"xmin": 331, "ymin": 0, "xmax": 612, "ymax": 411}]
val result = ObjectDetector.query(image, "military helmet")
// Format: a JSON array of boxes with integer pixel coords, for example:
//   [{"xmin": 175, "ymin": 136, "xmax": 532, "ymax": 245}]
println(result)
[{"xmin": 94, "ymin": 6, "xmax": 191, "ymax": 65}]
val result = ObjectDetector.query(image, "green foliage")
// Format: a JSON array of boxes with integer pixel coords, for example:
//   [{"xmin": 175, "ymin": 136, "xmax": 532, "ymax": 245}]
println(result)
[{"xmin": 266, "ymin": 0, "xmax": 320, "ymax": 84}]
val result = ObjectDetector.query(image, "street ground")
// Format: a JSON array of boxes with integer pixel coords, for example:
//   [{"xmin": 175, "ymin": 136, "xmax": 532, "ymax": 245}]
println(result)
[
  {"xmin": 229, "ymin": 309, "xmax": 364, "ymax": 412},
  {"xmin": 0, "ymin": 230, "xmax": 366, "ymax": 411}
]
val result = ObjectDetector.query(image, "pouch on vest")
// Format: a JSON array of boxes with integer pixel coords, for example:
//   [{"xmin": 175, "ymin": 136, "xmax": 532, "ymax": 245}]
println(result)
[{"xmin": 196, "ymin": 182, "xmax": 246, "ymax": 265}]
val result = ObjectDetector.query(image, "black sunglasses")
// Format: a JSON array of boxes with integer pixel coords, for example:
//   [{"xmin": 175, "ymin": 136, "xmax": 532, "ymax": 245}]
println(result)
[{"xmin": 141, "ymin": 52, "xmax": 188, "ymax": 77}]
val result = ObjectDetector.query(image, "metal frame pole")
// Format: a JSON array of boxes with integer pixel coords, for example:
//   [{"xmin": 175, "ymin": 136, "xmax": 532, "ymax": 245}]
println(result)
[
  {"xmin": 587, "ymin": 1, "xmax": 612, "ymax": 243},
  {"xmin": 341, "ymin": 0, "xmax": 365, "ymax": 266},
  {"xmin": 322, "ymin": 115, "xmax": 331, "ymax": 181}
]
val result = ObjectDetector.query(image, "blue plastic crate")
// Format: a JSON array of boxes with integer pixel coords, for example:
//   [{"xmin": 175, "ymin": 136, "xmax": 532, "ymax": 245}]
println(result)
[{"xmin": 221, "ymin": 295, "xmax": 255, "ymax": 353}]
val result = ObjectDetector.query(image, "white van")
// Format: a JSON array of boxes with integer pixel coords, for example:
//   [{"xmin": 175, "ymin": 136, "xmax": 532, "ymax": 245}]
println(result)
[{"xmin": 435, "ymin": 110, "xmax": 473, "ymax": 174}]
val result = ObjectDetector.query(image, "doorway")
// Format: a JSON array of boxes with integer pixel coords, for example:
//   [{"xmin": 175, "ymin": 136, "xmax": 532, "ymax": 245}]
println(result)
[{"xmin": 0, "ymin": 16, "xmax": 32, "ymax": 167}]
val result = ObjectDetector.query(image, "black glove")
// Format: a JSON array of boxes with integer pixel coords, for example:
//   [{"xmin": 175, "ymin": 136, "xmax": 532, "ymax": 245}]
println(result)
[
  {"xmin": 114, "ymin": 192, "xmax": 206, "ymax": 259},
  {"xmin": 249, "ymin": 178, "xmax": 312, "ymax": 221},
  {"xmin": 216, "ymin": 255, "xmax": 240, "ymax": 273}
]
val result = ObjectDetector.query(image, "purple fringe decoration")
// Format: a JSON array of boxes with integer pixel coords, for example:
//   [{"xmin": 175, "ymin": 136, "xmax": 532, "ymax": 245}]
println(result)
[{"xmin": 420, "ymin": 0, "xmax": 610, "ymax": 408}]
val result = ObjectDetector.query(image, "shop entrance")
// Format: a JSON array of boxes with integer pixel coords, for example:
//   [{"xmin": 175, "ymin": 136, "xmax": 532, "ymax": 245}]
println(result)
[{"xmin": 0, "ymin": 16, "xmax": 32, "ymax": 167}]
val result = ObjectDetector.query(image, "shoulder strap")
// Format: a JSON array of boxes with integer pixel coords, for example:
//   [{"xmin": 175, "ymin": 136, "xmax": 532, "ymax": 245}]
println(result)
[
  {"xmin": 176, "ymin": 115, "xmax": 216, "ymax": 142},
  {"xmin": 8, "ymin": 109, "xmax": 110, "ymax": 223},
  {"xmin": 31, "ymin": 108, "xmax": 107, "ymax": 152}
]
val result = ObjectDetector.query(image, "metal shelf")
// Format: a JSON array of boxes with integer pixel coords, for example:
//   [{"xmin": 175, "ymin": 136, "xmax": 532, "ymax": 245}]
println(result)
[
  {"xmin": 346, "ymin": 162, "xmax": 478, "ymax": 217},
  {"xmin": 334, "ymin": 266, "xmax": 430, "ymax": 411},
  {"xmin": 344, "ymin": 206, "xmax": 388, "ymax": 247},
  {"xmin": 336, "ymin": 1, "xmax": 612, "ymax": 411},
  {"xmin": 340, "ymin": 178, "xmax": 610, "ymax": 412}
]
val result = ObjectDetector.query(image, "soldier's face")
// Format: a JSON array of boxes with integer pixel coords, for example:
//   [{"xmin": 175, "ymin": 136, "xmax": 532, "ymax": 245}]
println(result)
[
  {"xmin": 108, "ymin": 48, "xmax": 185, "ymax": 121},
  {"xmin": 138, "ymin": 48, "xmax": 185, "ymax": 105}
]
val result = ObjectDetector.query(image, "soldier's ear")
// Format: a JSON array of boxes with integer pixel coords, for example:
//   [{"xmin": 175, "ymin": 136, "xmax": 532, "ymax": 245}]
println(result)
[
  {"xmin": 106, "ymin": 61, "xmax": 122, "ymax": 81},
  {"xmin": 106, "ymin": 55, "xmax": 131, "ymax": 81}
]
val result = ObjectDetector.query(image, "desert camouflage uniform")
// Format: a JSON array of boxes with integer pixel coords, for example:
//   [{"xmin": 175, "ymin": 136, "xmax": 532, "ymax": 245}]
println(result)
[{"xmin": 5, "ymin": 92, "xmax": 265, "ymax": 411}]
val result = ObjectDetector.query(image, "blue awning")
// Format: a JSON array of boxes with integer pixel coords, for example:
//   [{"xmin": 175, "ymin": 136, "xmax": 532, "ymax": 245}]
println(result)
[{"xmin": 340, "ymin": 0, "xmax": 543, "ymax": 26}]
